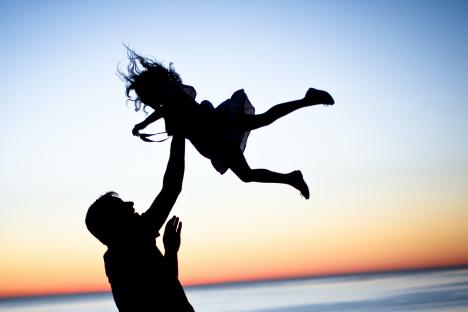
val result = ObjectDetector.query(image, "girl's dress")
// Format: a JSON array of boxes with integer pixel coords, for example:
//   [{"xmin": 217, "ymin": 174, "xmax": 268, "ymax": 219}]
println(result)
[{"xmin": 182, "ymin": 85, "xmax": 255, "ymax": 174}]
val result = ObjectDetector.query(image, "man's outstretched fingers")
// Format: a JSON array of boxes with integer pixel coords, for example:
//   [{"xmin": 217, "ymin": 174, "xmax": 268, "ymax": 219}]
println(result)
[{"xmin": 177, "ymin": 221, "xmax": 182, "ymax": 235}]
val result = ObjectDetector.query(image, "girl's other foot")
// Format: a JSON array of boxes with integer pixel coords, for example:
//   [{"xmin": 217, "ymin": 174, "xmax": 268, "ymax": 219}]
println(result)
[
  {"xmin": 304, "ymin": 88, "xmax": 334, "ymax": 105},
  {"xmin": 291, "ymin": 170, "xmax": 310, "ymax": 199}
]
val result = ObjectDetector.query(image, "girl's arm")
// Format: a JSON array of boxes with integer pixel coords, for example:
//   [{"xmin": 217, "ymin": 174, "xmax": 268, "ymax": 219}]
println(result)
[{"xmin": 132, "ymin": 110, "xmax": 163, "ymax": 136}]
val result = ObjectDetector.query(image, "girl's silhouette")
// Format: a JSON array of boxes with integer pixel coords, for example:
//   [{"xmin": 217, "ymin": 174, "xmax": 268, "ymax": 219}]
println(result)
[{"xmin": 120, "ymin": 48, "xmax": 334, "ymax": 199}]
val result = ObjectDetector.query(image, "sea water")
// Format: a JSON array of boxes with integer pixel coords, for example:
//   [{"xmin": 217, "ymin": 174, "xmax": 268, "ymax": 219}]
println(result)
[{"xmin": 1, "ymin": 267, "xmax": 468, "ymax": 312}]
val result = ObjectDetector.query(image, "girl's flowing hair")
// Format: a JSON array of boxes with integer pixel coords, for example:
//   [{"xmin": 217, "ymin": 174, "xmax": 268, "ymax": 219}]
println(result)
[{"xmin": 118, "ymin": 46, "xmax": 182, "ymax": 112}]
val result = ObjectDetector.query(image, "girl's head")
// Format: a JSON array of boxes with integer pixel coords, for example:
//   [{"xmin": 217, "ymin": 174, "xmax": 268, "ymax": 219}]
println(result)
[{"xmin": 119, "ymin": 47, "xmax": 182, "ymax": 112}]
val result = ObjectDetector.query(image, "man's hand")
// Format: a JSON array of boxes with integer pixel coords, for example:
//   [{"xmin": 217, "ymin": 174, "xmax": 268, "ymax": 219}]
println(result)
[{"xmin": 163, "ymin": 216, "xmax": 182, "ymax": 254}]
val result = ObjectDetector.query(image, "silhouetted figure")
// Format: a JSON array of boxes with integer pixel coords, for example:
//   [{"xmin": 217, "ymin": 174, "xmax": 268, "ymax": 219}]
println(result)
[
  {"xmin": 120, "ymin": 48, "xmax": 334, "ymax": 199},
  {"xmin": 86, "ymin": 136, "xmax": 194, "ymax": 311}
]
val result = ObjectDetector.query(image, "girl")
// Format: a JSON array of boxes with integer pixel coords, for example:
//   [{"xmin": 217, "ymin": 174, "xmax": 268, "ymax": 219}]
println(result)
[{"xmin": 120, "ymin": 49, "xmax": 334, "ymax": 199}]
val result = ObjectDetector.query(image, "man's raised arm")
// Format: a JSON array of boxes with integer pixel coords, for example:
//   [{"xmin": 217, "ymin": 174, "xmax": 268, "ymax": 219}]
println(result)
[{"xmin": 142, "ymin": 135, "xmax": 185, "ymax": 233}]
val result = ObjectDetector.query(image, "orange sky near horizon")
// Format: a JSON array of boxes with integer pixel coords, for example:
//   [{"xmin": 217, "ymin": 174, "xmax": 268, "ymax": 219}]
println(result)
[
  {"xmin": 2, "ymin": 246, "xmax": 468, "ymax": 298},
  {"xmin": 2, "ymin": 189, "xmax": 468, "ymax": 298}
]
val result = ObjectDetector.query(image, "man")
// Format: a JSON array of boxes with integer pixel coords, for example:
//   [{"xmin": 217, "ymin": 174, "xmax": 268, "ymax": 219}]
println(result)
[{"xmin": 86, "ymin": 136, "xmax": 194, "ymax": 311}]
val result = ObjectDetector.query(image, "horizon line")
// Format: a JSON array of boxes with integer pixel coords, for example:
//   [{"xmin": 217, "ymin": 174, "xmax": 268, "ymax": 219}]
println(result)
[{"xmin": 1, "ymin": 263, "xmax": 467, "ymax": 302}]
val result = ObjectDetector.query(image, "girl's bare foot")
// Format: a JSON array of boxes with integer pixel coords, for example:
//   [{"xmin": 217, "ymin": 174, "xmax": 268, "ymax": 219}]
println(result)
[
  {"xmin": 304, "ymin": 88, "xmax": 334, "ymax": 105},
  {"xmin": 290, "ymin": 170, "xmax": 310, "ymax": 199}
]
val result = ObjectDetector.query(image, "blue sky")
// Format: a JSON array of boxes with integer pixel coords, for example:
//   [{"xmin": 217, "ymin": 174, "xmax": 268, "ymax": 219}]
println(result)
[{"xmin": 1, "ymin": 0, "xmax": 468, "ymax": 296}]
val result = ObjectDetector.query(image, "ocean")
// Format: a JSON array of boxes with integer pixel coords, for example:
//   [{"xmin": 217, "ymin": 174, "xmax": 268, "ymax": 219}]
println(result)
[{"xmin": 1, "ymin": 267, "xmax": 468, "ymax": 312}]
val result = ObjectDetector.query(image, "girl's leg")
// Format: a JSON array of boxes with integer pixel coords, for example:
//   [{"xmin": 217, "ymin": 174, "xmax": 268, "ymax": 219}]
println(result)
[
  {"xmin": 226, "ymin": 148, "xmax": 310, "ymax": 199},
  {"xmin": 241, "ymin": 88, "xmax": 334, "ymax": 131}
]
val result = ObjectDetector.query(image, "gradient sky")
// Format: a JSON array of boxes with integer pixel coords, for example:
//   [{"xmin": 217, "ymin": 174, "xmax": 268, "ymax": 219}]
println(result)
[{"xmin": 1, "ymin": 0, "xmax": 468, "ymax": 298}]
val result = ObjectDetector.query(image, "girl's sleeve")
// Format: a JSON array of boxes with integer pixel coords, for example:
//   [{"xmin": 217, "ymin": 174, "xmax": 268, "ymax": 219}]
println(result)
[{"xmin": 181, "ymin": 85, "xmax": 197, "ymax": 100}]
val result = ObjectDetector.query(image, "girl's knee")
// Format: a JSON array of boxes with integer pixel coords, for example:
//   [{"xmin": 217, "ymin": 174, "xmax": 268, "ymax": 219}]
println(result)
[{"xmin": 235, "ymin": 168, "xmax": 254, "ymax": 183}]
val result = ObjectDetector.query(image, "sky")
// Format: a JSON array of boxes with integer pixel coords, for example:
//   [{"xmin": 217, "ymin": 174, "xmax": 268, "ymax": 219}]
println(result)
[{"xmin": 1, "ymin": 0, "xmax": 468, "ymax": 298}]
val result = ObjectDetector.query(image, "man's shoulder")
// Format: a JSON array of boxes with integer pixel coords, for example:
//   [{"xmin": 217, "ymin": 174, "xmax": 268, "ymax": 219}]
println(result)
[
  {"xmin": 137, "ymin": 212, "xmax": 161, "ymax": 238},
  {"xmin": 103, "ymin": 249, "xmax": 111, "ymax": 262}
]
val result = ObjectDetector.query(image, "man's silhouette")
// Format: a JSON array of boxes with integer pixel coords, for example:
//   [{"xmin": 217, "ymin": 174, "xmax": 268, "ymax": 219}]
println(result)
[{"xmin": 86, "ymin": 135, "xmax": 194, "ymax": 311}]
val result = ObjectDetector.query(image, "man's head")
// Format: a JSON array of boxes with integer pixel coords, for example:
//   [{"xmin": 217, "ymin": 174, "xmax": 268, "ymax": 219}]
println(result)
[{"xmin": 86, "ymin": 192, "xmax": 137, "ymax": 245}]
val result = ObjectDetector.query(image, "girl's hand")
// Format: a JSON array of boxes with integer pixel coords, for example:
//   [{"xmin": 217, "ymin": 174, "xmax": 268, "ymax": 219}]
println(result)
[{"xmin": 132, "ymin": 123, "xmax": 143, "ymax": 136}]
